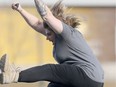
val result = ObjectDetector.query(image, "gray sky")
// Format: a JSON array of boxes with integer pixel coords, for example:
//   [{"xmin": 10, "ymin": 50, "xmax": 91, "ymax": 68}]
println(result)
[{"xmin": 0, "ymin": 0, "xmax": 115, "ymax": 7}]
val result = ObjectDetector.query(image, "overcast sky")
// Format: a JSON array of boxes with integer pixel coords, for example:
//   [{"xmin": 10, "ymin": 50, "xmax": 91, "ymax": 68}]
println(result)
[{"xmin": 0, "ymin": 0, "xmax": 115, "ymax": 7}]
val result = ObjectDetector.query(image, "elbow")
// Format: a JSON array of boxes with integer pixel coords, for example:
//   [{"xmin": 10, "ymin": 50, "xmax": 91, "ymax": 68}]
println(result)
[{"xmin": 30, "ymin": 21, "xmax": 40, "ymax": 29}]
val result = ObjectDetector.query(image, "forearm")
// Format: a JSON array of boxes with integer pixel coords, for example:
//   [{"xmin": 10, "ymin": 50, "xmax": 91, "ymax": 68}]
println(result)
[
  {"xmin": 12, "ymin": 3, "xmax": 46, "ymax": 35},
  {"xmin": 34, "ymin": 0, "xmax": 48, "ymax": 19},
  {"xmin": 18, "ymin": 8, "xmax": 41, "ymax": 29},
  {"xmin": 34, "ymin": 0, "xmax": 63, "ymax": 34}
]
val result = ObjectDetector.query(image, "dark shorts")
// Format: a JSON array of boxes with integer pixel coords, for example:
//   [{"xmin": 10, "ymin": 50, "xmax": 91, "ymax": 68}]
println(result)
[{"xmin": 18, "ymin": 64, "xmax": 104, "ymax": 87}]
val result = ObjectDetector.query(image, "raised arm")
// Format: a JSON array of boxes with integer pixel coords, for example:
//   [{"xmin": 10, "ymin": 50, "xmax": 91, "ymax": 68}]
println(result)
[
  {"xmin": 34, "ymin": 0, "xmax": 63, "ymax": 34},
  {"xmin": 11, "ymin": 3, "xmax": 46, "ymax": 35}
]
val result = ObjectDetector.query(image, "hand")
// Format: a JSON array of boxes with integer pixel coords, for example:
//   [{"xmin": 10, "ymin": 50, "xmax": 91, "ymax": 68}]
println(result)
[{"xmin": 11, "ymin": 3, "xmax": 22, "ymax": 12}]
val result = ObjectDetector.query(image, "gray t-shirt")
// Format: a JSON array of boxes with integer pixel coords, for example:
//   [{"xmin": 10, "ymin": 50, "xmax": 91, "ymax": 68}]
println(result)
[{"xmin": 53, "ymin": 22, "xmax": 104, "ymax": 83}]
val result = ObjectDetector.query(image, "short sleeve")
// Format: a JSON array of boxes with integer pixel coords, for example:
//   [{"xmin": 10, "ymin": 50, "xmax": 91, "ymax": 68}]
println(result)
[{"xmin": 60, "ymin": 22, "xmax": 75, "ymax": 41}]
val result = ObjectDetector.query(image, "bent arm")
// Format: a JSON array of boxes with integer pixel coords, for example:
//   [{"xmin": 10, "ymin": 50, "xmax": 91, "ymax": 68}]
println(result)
[
  {"xmin": 12, "ymin": 3, "xmax": 46, "ymax": 35},
  {"xmin": 34, "ymin": 0, "xmax": 63, "ymax": 34}
]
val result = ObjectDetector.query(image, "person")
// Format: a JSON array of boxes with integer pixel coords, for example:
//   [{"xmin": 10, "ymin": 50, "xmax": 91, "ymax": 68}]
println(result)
[{"xmin": 0, "ymin": 0, "xmax": 104, "ymax": 87}]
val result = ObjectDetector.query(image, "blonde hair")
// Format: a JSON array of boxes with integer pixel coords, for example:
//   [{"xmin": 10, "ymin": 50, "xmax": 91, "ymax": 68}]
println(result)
[{"xmin": 50, "ymin": 0, "xmax": 80, "ymax": 28}]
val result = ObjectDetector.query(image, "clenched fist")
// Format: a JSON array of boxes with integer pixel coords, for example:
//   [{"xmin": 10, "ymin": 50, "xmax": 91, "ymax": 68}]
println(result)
[{"xmin": 11, "ymin": 3, "xmax": 22, "ymax": 12}]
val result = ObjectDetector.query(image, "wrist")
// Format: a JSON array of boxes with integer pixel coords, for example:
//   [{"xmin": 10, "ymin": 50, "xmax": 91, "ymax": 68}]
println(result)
[{"xmin": 18, "ymin": 8, "xmax": 23, "ymax": 13}]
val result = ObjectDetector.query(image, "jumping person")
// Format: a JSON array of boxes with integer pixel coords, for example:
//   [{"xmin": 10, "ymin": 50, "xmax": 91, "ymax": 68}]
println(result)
[{"xmin": 0, "ymin": 0, "xmax": 104, "ymax": 87}]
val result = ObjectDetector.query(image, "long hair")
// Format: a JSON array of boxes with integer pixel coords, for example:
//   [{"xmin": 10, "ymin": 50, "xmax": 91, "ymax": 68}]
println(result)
[{"xmin": 50, "ymin": 0, "xmax": 80, "ymax": 28}]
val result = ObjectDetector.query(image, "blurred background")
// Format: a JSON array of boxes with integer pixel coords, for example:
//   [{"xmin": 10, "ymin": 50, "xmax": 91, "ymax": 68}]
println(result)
[{"xmin": 0, "ymin": 0, "xmax": 115, "ymax": 87}]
